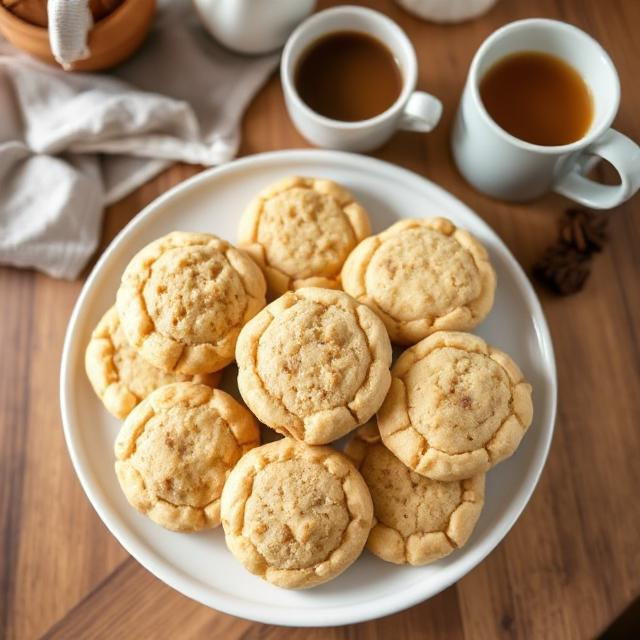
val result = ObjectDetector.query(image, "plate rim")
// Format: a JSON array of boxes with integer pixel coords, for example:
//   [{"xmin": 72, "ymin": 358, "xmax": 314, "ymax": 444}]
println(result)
[{"xmin": 60, "ymin": 148, "xmax": 557, "ymax": 627}]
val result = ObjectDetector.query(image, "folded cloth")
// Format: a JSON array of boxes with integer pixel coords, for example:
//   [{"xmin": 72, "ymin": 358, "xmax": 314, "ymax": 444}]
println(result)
[{"xmin": 0, "ymin": 0, "xmax": 278, "ymax": 279}]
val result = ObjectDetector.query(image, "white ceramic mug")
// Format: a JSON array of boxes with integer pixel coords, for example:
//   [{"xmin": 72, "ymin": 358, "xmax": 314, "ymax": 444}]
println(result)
[
  {"xmin": 281, "ymin": 6, "xmax": 443, "ymax": 152},
  {"xmin": 452, "ymin": 19, "xmax": 640, "ymax": 208}
]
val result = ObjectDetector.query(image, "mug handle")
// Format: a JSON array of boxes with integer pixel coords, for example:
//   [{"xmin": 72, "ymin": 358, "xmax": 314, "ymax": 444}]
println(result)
[
  {"xmin": 553, "ymin": 129, "xmax": 640, "ymax": 209},
  {"xmin": 398, "ymin": 92, "xmax": 443, "ymax": 133}
]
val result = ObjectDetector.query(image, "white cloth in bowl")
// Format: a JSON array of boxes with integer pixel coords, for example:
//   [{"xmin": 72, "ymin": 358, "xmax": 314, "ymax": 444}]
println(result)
[{"xmin": 48, "ymin": 0, "xmax": 93, "ymax": 68}]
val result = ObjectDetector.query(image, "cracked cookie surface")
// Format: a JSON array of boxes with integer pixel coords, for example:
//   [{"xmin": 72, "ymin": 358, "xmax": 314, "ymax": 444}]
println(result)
[
  {"xmin": 346, "ymin": 422, "xmax": 484, "ymax": 565},
  {"xmin": 114, "ymin": 382, "xmax": 260, "ymax": 532},
  {"xmin": 236, "ymin": 287, "xmax": 392, "ymax": 444},
  {"xmin": 85, "ymin": 306, "xmax": 221, "ymax": 419},
  {"xmin": 220, "ymin": 438, "xmax": 373, "ymax": 589},
  {"xmin": 238, "ymin": 177, "xmax": 371, "ymax": 296},
  {"xmin": 116, "ymin": 231, "xmax": 266, "ymax": 375},
  {"xmin": 377, "ymin": 331, "xmax": 533, "ymax": 481},
  {"xmin": 341, "ymin": 218, "xmax": 496, "ymax": 345}
]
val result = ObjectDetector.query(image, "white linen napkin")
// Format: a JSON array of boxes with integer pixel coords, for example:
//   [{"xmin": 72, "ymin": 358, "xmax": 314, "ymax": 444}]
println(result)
[{"xmin": 0, "ymin": 0, "xmax": 279, "ymax": 279}]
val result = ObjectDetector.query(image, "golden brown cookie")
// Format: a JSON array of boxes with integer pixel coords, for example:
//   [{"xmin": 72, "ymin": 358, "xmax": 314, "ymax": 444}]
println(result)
[
  {"xmin": 238, "ymin": 177, "xmax": 371, "ymax": 296},
  {"xmin": 220, "ymin": 438, "xmax": 373, "ymax": 589},
  {"xmin": 116, "ymin": 231, "xmax": 266, "ymax": 375},
  {"xmin": 341, "ymin": 218, "xmax": 496, "ymax": 345},
  {"xmin": 236, "ymin": 287, "xmax": 392, "ymax": 445},
  {"xmin": 346, "ymin": 422, "xmax": 485, "ymax": 565},
  {"xmin": 85, "ymin": 306, "xmax": 222, "ymax": 419},
  {"xmin": 378, "ymin": 331, "xmax": 533, "ymax": 481},
  {"xmin": 114, "ymin": 382, "xmax": 260, "ymax": 532}
]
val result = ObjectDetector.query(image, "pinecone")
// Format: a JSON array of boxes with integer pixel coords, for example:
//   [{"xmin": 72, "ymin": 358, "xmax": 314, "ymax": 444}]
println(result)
[
  {"xmin": 560, "ymin": 209, "xmax": 609, "ymax": 253},
  {"xmin": 533, "ymin": 243, "xmax": 592, "ymax": 295},
  {"xmin": 533, "ymin": 207, "xmax": 610, "ymax": 295}
]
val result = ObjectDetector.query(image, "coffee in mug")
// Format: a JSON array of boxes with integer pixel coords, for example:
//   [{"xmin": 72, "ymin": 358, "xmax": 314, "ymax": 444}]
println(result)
[
  {"xmin": 479, "ymin": 51, "xmax": 593, "ymax": 146},
  {"xmin": 295, "ymin": 31, "xmax": 403, "ymax": 122}
]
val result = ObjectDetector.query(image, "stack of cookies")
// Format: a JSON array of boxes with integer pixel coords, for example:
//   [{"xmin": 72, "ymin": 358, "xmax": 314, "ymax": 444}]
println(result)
[{"xmin": 85, "ymin": 176, "xmax": 533, "ymax": 590}]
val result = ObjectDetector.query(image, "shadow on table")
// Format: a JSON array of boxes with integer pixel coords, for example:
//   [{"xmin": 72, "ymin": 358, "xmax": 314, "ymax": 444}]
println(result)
[{"xmin": 599, "ymin": 596, "xmax": 640, "ymax": 639}]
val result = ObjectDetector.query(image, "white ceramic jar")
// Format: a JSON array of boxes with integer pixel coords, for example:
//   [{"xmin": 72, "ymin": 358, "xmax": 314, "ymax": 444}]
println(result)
[
  {"xmin": 395, "ymin": 0, "xmax": 498, "ymax": 23},
  {"xmin": 193, "ymin": 0, "xmax": 316, "ymax": 55}
]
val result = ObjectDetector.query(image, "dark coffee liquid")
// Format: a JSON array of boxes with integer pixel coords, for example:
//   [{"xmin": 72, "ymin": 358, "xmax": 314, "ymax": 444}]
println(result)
[
  {"xmin": 295, "ymin": 31, "xmax": 403, "ymax": 122},
  {"xmin": 479, "ymin": 51, "xmax": 593, "ymax": 146}
]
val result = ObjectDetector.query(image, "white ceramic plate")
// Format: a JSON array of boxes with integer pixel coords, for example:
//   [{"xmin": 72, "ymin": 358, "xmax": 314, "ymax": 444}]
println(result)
[{"xmin": 60, "ymin": 150, "xmax": 556, "ymax": 627}]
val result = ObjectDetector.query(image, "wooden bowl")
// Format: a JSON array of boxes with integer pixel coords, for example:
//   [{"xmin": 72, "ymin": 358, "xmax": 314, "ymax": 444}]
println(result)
[{"xmin": 0, "ymin": 0, "xmax": 156, "ymax": 71}]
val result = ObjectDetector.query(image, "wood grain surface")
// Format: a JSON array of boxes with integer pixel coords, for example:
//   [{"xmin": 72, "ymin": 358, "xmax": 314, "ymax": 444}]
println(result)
[{"xmin": 1, "ymin": 0, "xmax": 639, "ymax": 638}]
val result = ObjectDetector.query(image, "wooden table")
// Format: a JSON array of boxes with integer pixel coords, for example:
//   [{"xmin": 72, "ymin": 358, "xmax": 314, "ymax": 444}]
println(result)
[{"xmin": 2, "ymin": 0, "xmax": 639, "ymax": 638}]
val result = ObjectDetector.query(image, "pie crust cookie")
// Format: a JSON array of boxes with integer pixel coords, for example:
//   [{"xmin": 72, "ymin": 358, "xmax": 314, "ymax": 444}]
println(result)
[
  {"xmin": 114, "ymin": 382, "xmax": 260, "ymax": 532},
  {"xmin": 238, "ymin": 176, "xmax": 371, "ymax": 296},
  {"xmin": 236, "ymin": 287, "xmax": 392, "ymax": 445},
  {"xmin": 85, "ymin": 306, "xmax": 222, "ymax": 419},
  {"xmin": 116, "ymin": 231, "xmax": 266, "ymax": 375},
  {"xmin": 341, "ymin": 218, "xmax": 496, "ymax": 345},
  {"xmin": 346, "ymin": 422, "xmax": 485, "ymax": 565},
  {"xmin": 378, "ymin": 331, "xmax": 533, "ymax": 481},
  {"xmin": 220, "ymin": 438, "xmax": 374, "ymax": 589}
]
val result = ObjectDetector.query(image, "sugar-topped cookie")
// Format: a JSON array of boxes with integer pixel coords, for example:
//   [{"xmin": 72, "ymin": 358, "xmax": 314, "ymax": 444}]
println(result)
[
  {"xmin": 238, "ymin": 177, "xmax": 371, "ymax": 296},
  {"xmin": 378, "ymin": 331, "xmax": 533, "ymax": 481},
  {"xmin": 114, "ymin": 382, "xmax": 260, "ymax": 532},
  {"xmin": 341, "ymin": 218, "xmax": 496, "ymax": 345},
  {"xmin": 116, "ymin": 232, "xmax": 266, "ymax": 375},
  {"xmin": 221, "ymin": 438, "xmax": 373, "ymax": 589},
  {"xmin": 236, "ymin": 287, "xmax": 392, "ymax": 444},
  {"xmin": 85, "ymin": 306, "xmax": 222, "ymax": 419},
  {"xmin": 346, "ymin": 422, "xmax": 485, "ymax": 565}
]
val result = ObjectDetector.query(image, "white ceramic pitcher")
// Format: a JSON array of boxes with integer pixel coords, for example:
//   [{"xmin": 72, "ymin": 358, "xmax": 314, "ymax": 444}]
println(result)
[{"xmin": 193, "ymin": 0, "xmax": 316, "ymax": 55}]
